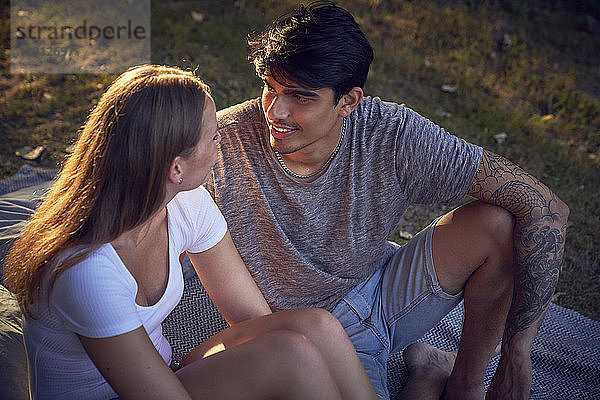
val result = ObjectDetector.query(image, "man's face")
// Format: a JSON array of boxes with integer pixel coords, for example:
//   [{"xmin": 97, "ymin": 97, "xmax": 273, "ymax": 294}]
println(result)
[{"xmin": 260, "ymin": 75, "xmax": 345, "ymax": 155}]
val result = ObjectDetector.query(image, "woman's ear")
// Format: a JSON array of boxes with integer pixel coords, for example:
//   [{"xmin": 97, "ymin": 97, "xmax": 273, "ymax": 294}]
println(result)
[
  {"xmin": 338, "ymin": 87, "xmax": 364, "ymax": 117},
  {"xmin": 168, "ymin": 156, "xmax": 183, "ymax": 185}
]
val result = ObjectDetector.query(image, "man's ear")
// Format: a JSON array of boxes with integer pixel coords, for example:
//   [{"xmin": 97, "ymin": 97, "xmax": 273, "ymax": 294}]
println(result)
[
  {"xmin": 338, "ymin": 87, "xmax": 364, "ymax": 117},
  {"xmin": 168, "ymin": 156, "xmax": 183, "ymax": 185}
]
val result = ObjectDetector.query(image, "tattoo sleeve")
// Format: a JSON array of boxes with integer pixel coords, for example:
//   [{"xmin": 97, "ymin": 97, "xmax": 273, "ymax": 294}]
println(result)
[{"xmin": 469, "ymin": 150, "xmax": 568, "ymax": 345}]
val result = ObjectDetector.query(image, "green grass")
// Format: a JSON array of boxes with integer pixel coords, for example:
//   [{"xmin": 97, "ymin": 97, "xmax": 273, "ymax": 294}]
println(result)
[{"xmin": 1, "ymin": 0, "xmax": 598, "ymax": 319}]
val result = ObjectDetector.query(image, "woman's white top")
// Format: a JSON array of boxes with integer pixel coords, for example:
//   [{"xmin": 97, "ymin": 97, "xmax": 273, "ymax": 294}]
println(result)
[{"xmin": 24, "ymin": 186, "xmax": 227, "ymax": 399}]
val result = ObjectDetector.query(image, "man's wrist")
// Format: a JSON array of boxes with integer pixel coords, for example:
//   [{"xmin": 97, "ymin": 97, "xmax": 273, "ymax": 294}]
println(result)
[{"xmin": 502, "ymin": 323, "xmax": 538, "ymax": 358}]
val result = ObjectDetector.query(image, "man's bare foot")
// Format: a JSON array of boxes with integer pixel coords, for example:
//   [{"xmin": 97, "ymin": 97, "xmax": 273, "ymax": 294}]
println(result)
[
  {"xmin": 404, "ymin": 342, "xmax": 457, "ymax": 381},
  {"xmin": 400, "ymin": 341, "xmax": 499, "ymax": 400},
  {"xmin": 398, "ymin": 343, "xmax": 457, "ymax": 399}
]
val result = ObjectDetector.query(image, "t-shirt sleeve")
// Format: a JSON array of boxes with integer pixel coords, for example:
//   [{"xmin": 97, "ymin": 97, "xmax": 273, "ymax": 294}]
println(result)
[
  {"xmin": 394, "ymin": 107, "xmax": 482, "ymax": 205},
  {"xmin": 50, "ymin": 252, "xmax": 142, "ymax": 338},
  {"xmin": 176, "ymin": 186, "xmax": 228, "ymax": 254}
]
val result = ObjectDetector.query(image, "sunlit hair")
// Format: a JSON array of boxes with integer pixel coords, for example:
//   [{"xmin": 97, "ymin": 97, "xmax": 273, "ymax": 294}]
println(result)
[
  {"xmin": 248, "ymin": 0, "xmax": 373, "ymax": 103},
  {"xmin": 3, "ymin": 65, "xmax": 211, "ymax": 316}
]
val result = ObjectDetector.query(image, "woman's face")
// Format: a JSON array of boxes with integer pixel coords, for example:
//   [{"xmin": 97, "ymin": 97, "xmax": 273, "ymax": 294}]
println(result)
[{"xmin": 180, "ymin": 94, "xmax": 221, "ymax": 189}]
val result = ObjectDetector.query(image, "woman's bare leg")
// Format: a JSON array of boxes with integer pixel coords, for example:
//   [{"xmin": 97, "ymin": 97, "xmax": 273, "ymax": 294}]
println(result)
[
  {"xmin": 182, "ymin": 308, "xmax": 377, "ymax": 400},
  {"xmin": 177, "ymin": 329, "xmax": 341, "ymax": 399}
]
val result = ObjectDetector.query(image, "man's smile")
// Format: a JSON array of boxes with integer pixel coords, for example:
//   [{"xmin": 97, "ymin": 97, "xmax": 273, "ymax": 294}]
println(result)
[{"xmin": 268, "ymin": 122, "xmax": 299, "ymax": 139}]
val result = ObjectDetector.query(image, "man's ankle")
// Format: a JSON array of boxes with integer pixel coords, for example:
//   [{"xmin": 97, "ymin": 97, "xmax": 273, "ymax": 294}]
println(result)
[{"xmin": 443, "ymin": 375, "xmax": 484, "ymax": 400}]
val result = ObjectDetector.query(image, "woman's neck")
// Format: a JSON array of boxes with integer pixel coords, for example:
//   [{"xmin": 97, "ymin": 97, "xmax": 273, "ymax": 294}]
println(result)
[{"xmin": 112, "ymin": 207, "xmax": 167, "ymax": 249}]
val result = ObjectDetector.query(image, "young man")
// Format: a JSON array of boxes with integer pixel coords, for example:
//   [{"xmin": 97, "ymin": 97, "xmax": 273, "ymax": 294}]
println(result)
[{"xmin": 206, "ymin": 1, "xmax": 569, "ymax": 399}]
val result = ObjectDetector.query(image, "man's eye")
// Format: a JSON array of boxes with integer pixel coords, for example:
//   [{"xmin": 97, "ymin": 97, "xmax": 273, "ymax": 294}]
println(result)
[{"xmin": 296, "ymin": 95, "xmax": 309, "ymax": 103}]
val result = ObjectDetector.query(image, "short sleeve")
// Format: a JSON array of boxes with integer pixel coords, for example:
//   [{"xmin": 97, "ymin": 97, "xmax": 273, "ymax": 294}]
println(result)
[
  {"xmin": 50, "ymin": 249, "xmax": 142, "ymax": 338},
  {"xmin": 170, "ymin": 186, "xmax": 227, "ymax": 254},
  {"xmin": 394, "ymin": 107, "xmax": 482, "ymax": 205}
]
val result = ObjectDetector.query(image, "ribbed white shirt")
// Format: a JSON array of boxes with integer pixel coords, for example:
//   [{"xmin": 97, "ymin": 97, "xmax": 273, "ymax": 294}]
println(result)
[{"xmin": 24, "ymin": 186, "xmax": 227, "ymax": 399}]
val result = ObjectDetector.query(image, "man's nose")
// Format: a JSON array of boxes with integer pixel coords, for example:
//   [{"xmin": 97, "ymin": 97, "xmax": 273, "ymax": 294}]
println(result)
[{"xmin": 266, "ymin": 95, "xmax": 289, "ymax": 121}]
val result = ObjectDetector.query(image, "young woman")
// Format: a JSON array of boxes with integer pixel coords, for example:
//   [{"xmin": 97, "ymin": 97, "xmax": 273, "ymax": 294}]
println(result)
[{"xmin": 3, "ymin": 65, "xmax": 376, "ymax": 400}]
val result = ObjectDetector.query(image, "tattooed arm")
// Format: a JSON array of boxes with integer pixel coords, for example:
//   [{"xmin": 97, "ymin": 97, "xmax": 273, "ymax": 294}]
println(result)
[{"xmin": 469, "ymin": 149, "xmax": 569, "ymax": 399}]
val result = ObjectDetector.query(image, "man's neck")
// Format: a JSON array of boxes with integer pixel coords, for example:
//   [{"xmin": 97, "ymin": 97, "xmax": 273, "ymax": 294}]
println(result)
[{"xmin": 274, "ymin": 117, "xmax": 345, "ymax": 178}]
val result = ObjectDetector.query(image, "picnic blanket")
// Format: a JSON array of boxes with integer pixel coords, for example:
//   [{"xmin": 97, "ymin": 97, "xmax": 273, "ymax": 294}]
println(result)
[{"xmin": 1, "ymin": 165, "xmax": 599, "ymax": 399}]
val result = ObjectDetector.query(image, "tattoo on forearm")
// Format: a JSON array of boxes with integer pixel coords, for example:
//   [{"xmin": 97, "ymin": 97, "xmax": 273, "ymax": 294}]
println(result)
[
  {"xmin": 471, "ymin": 151, "xmax": 568, "ymax": 345},
  {"xmin": 506, "ymin": 222, "xmax": 565, "ymax": 342}
]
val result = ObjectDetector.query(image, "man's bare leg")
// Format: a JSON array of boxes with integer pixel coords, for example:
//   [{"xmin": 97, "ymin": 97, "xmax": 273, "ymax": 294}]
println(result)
[
  {"xmin": 431, "ymin": 201, "xmax": 515, "ymax": 399},
  {"xmin": 443, "ymin": 257, "xmax": 513, "ymax": 399}
]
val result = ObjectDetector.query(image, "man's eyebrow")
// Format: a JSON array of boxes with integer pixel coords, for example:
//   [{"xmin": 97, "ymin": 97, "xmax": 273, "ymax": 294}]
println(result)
[
  {"xmin": 261, "ymin": 77, "xmax": 320, "ymax": 98},
  {"xmin": 283, "ymin": 88, "xmax": 320, "ymax": 97}
]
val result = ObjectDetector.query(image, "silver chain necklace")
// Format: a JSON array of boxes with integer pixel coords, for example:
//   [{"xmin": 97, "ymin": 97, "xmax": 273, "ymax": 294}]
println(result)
[{"xmin": 273, "ymin": 117, "xmax": 346, "ymax": 180}]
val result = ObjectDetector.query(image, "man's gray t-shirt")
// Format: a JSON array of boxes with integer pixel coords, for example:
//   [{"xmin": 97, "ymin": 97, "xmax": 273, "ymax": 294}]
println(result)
[{"xmin": 207, "ymin": 96, "xmax": 482, "ymax": 312}]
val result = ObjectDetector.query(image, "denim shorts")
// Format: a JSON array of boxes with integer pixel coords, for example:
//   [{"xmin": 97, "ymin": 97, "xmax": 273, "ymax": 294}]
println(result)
[{"xmin": 332, "ymin": 217, "xmax": 463, "ymax": 399}]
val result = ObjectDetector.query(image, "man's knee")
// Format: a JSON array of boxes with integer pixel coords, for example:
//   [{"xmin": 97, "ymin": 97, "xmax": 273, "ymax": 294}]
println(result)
[
  {"xmin": 433, "ymin": 201, "xmax": 514, "ymax": 292},
  {"xmin": 468, "ymin": 201, "xmax": 514, "ymax": 250},
  {"xmin": 456, "ymin": 202, "xmax": 515, "ymax": 289}
]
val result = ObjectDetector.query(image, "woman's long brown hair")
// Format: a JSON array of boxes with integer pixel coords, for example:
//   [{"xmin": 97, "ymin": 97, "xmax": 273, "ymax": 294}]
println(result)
[{"xmin": 3, "ymin": 65, "xmax": 210, "ymax": 316}]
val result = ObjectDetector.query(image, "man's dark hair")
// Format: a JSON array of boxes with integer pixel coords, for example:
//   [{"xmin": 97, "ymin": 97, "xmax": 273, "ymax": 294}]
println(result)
[{"xmin": 248, "ymin": 0, "xmax": 374, "ymax": 103}]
